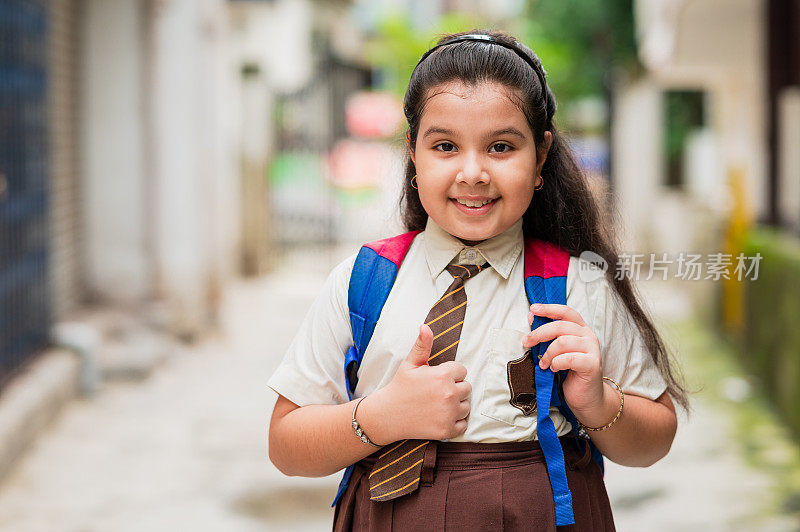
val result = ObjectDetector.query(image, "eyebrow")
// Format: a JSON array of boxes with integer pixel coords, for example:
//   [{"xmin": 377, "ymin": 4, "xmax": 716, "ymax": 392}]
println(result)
[
  {"xmin": 421, "ymin": 126, "xmax": 528, "ymax": 140},
  {"xmin": 421, "ymin": 127, "xmax": 456, "ymax": 139}
]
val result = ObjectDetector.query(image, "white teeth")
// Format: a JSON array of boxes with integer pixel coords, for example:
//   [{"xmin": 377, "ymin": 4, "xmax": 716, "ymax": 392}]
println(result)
[{"xmin": 456, "ymin": 198, "xmax": 492, "ymax": 207}]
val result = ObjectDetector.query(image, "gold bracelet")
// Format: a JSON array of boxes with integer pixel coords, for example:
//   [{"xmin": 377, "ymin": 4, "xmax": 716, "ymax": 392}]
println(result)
[{"xmin": 578, "ymin": 376, "xmax": 624, "ymax": 432}]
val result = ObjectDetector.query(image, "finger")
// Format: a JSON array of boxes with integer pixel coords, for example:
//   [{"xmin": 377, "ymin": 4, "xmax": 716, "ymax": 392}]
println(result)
[
  {"xmin": 529, "ymin": 303, "xmax": 587, "ymax": 326},
  {"xmin": 456, "ymin": 399, "xmax": 470, "ymax": 419},
  {"xmin": 523, "ymin": 320, "xmax": 589, "ymax": 348},
  {"xmin": 406, "ymin": 324, "xmax": 433, "ymax": 367},
  {"xmin": 438, "ymin": 361, "xmax": 467, "ymax": 382},
  {"xmin": 454, "ymin": 380, "xmax": 472, "ymax": 400},
  {"xmin": 539, "ymin": 335, "xmax": 589, "ymax": 369},
  {"xmin": 452, "ymin": 418, "xmax": 468, "ymax": 436},
  {"xmin": 549, "ymin": 352, "xmax": 600, "ymax": 375}
]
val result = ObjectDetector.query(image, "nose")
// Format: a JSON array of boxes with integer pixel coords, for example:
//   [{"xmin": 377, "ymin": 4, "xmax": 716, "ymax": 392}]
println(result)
[{"xmin": 456, "ymin": 150, "xmax": 489, "ymax": 186}]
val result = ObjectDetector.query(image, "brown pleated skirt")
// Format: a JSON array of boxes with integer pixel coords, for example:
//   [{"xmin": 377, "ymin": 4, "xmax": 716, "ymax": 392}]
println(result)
[{"xmin": 333, "ymin": 436, "xmax": 615, "ymax": 531}]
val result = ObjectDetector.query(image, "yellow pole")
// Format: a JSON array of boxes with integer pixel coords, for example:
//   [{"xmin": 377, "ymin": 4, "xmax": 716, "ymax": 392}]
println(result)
[{"xmin": 721, "ymin": 167, "xmax": 753, "ymax": 334}]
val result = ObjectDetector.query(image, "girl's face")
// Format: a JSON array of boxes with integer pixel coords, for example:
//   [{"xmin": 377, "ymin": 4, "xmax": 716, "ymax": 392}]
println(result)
[{"xmin": 411, "ymin": 81, "xmax": 551, "ymax": 245}]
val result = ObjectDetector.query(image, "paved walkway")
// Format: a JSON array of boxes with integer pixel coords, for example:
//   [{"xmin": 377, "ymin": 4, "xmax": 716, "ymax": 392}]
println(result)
[
  {"xmin": 603, "ymin": 279, "xmax": 796, "ymax": 531},
  {"xmin": 0, "ymin": 266, "xmax": 795, "ymax": 530}
]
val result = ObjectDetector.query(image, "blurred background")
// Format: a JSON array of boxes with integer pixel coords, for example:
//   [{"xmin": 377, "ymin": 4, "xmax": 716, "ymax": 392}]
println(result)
[{"xmin": 0, "ymin": 0, "xmax": 799, "ymax": 530}]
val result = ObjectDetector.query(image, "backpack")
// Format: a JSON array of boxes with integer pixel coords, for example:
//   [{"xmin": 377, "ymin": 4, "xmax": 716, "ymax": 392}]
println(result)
[{"xmin": 333, "ymin": 231, "xmax": 604, "ymax": 527}]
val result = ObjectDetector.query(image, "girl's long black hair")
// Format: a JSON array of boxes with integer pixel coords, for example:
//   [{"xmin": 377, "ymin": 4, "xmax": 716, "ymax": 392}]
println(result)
[{"xmin": 401, "ymin": 29, "xmax": 689, "ymax": 411}]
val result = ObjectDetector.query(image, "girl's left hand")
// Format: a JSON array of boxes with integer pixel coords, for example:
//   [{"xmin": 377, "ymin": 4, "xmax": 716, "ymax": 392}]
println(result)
[{"xmin": 521, "ymin": 303, "xmax": 606, "ymax": 419}]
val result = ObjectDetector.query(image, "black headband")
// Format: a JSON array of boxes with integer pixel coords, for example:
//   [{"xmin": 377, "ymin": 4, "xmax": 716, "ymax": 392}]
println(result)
[{"xmin": 413, "ymin": 34, "xmax": 549, "ymax": 98}]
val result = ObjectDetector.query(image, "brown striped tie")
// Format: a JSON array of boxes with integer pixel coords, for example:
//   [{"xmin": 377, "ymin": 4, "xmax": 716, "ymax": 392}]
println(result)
[{"xmin": 368, "ymin": 262, "xmax": 488, "ymax": 502}]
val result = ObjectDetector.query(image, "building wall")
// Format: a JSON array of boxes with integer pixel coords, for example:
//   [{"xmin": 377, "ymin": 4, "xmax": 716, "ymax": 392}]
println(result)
[
  {"xmin": 49, "ymin": 0, "xmax": 86, "ymax": 318},
  {"xmin": 149, "ymin": 0, "xmax": 238, "ymax": 335},
  {"xmin": 778, "ymin": 87, "xmax": 800, "ymax": 232},
  {"xmin": 76, "ymin": 0, "xmax": 239, "ymax": 337},
  {"xmin": 622, "ymin": 0, "xmax": 768, "ymax": 255},
  {"xmin": 613, "ymin": 79, "xmax": 664, "ymax": 254},
  {"xmin": 81, "ymin": 0, "xmax": 149, "ymax": 303}
]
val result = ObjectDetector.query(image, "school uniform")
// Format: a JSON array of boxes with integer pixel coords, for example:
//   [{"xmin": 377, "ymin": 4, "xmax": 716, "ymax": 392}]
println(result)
[{"xmin": 268, "ymin": 217, "xmax": 667, "ymax": 530}]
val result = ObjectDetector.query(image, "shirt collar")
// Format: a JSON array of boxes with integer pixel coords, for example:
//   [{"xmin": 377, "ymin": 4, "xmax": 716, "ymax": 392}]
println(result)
[{"xmin": 423, "ymin": 217, "xmax": 523, "ymax": 280}]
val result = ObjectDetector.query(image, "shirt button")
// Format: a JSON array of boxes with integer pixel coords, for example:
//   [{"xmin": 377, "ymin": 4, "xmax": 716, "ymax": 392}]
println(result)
[{"xmin": 465, "ymin": 249, "xmax": 477, "ymax": 261}]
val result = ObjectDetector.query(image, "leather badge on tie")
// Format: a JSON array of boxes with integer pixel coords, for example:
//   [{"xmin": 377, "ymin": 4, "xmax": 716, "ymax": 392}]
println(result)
[{"xmin": 507, "ymin": 349, "xmax": 537, "ymax": 415}]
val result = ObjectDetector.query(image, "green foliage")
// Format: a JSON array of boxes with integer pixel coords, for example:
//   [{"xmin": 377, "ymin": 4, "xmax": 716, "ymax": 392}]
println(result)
[
  {"xmin": 741, "ymin": 227, "xmax": 800, "ymax": 442},
  {"xmin": 365, "ymin": 11, "xmax": 489, "ymax": 98},
  {"xmin": 663, "ymin": 91, "xmax": 705, "ymax": 187},
  {"xmin": 664, "ymin": 91, "xmax": 704, "ymax": 160},
  {"xmin": 520, "ymin": 0, "xmax": 641, "ymax": 104},
  {"xmin": 366, "ymin": 1, "xmax": 641, "ymax": 120}
]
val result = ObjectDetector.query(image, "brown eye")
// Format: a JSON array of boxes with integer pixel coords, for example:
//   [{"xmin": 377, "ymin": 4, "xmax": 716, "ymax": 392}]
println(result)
[
  {"xmin": 489, "ymin": 143, "xmax": 512, "ymax": 153},
  {"xmin": 434, "ymin": 142, "xmax": 456, "ymax": 152}
]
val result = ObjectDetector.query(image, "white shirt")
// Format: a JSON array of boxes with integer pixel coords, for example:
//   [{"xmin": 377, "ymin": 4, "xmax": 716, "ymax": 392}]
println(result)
[{"xmin": 267, "ymin": 217, "xmax": 667, "ymax": 442}]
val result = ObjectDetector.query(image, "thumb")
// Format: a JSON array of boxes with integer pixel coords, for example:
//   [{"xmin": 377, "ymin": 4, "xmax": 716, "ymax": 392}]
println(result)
[{"xmin": 406, "ymin": 324, "xmax": 433, "ymax": 367}]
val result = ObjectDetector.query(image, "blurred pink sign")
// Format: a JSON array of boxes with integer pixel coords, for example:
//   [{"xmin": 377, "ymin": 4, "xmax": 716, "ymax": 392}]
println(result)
[
  {"xmin": 327, "ymin": 139, "xmax": 394, "ymax": 189},
  {"xmin": 345, "ymin": 91, "xmax": 404, "ymax": 138}
]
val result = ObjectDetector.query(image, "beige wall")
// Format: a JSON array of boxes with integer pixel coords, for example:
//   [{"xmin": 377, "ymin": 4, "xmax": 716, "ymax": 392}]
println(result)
[
  {"xmin": 619, "ymin": 0, "xmax": 768, "ymax": 256},
  {"xmin": 78, "ymin": 0, "xmax": 240, "ymax": 337},
  {"xmin": 81, "ymin": 0, "xmax": 149, "ymax": 302}
]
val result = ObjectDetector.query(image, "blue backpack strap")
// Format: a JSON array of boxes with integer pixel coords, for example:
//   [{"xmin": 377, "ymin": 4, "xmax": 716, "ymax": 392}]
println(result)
[
  {"xmin": 523, "ymin": 238, "xmax": 575, "ymax": 526},
  {"xmin": 344, "ymin": 230, "xmax": 421, "ymax": 398},
  {"xmin": 556, "ymin": 397, "xmax": 605, "ymax": 474},
  {"xmin": 332, "ymin": 230, "xmax": 420, "ymax": 507}
]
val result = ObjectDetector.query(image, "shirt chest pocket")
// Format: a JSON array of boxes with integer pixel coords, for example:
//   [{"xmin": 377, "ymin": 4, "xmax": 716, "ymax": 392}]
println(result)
[{"xmin": 479, "ymin": 328, "xmax": 539, "ymax": 429}]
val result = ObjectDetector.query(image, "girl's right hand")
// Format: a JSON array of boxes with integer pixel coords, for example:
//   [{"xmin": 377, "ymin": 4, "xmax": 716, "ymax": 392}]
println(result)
[{"xmin": 362, "ymin": 325, "xmax": 471, "ymax": 444}]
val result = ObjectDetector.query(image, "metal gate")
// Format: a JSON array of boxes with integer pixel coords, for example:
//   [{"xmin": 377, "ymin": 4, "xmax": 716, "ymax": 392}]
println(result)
[
  {"xmin": 270, "ymin": 51, "xmax": 371, "ymax": 261},
  {"xmin": 0, "ymin": 0, "xmax": 50, "ymax": 385}
]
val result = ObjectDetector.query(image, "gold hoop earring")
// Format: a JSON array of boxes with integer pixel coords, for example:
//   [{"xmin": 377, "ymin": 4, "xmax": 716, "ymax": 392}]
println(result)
[
  {"xmin": 534, "ymin": 177, "xmax": 544, "ymax": 191},
  {"xmin": 411, "ymin": 174, "xmax": 418, "ymax": 190}
]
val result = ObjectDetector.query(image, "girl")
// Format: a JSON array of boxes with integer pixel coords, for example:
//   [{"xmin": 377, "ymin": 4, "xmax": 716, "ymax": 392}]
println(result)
[{"xmin": 268, "ymin": 30, "xmax": 687, "ymax": 531}]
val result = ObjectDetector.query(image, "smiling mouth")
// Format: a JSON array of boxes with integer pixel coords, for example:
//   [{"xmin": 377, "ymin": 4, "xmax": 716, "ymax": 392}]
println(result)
[
  {"xmin": 454, "ymin": 198, "xmax": 496, "ymax": 207},
  {"xmin": 451, "ymin": 197, "xmax": 498, "ymax": 215}
]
